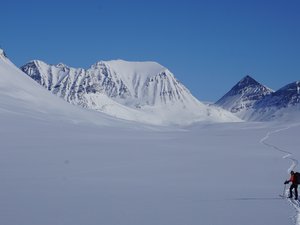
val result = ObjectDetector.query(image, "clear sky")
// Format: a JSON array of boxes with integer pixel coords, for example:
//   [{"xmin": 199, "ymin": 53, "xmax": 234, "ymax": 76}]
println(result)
[{"xmin": 1, "ymin": 0, "xmax": 299, "ymax": 101}]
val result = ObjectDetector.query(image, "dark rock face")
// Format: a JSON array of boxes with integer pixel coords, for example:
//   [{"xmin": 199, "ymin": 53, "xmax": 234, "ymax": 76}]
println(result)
[{"xmin": 255, "ymin": 81, "xmax": 300, "ymax": 109}]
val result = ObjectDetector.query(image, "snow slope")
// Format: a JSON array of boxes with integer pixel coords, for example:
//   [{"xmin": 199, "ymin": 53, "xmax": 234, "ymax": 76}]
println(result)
[{"xmin": 21, "ymin": 59, "xmax": 240, "ymax": 125}]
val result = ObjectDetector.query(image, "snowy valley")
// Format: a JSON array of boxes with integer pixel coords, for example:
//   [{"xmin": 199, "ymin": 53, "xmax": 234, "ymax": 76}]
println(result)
[{"xmin": 1, "ymin": 49, "xmax": 300, "ymax": 225}]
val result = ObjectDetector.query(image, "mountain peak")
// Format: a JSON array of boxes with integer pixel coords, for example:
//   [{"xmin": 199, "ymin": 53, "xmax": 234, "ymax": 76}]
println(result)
[
  {"xmin": 26, "ymin": 60, "xmax": 69, "ymax": 70},
  {"xmin": 215, "ymin": 75, "xmax": 274, "ymax": 117},
  {"xmin": 237, "ymin": 75, "xmax": 260, "ymax": 87},
  {"xmin": 29, "ymin": 59, "xmax": 44, "ymax": 65},
  {"xmin": 91, "ymin": 59, "xmax": 166, "ymax": 76},
  {"xmin": 253, "ymin": 80, "xmax": 300, "ymax": 114},
  {"xmin": 274, "ymin": 80, "xmax": 300, "ymax": 95},
  {"xmin": 274, "ymin": 80, "xmax": 300, "ymax": 102},
  {"xmin": 225, "ymin": 75, "xmax": 272, "ymax": 97},
  {"xmin": 56, "ymin": 62, "xmax": 68, "ymax": 68},
  {"xmin": 0, "ymin": 48, "xmax": 7, "ymax": 59}
]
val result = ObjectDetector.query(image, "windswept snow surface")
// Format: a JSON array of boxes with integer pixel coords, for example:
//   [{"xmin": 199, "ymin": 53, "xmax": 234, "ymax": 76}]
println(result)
[
  {"xmin": 2, "ymin": 50, "xmax": 300, "ymax": 224},
  {"xmin": 2, "ymin": 116, "xmax": 300, "ymax": 225}
]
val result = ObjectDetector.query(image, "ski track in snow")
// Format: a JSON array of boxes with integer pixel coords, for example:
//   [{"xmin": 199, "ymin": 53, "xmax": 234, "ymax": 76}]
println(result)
[
  {"xmin": 260, "ymin": 126, "xmax": 298, "ymax": 173},
  {"xmin": 288, "ymin": 198, "xmax": 300, "ymax": 225},
  {"xmin": 260, "ymin": 123, "xmax": 300, "ymax": 225}
]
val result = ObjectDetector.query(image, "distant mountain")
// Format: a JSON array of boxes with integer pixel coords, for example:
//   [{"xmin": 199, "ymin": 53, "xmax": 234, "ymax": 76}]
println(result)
[
  {"xmin": 21, "ymin": 60, "xmax": 239, "ymax": 125},
  {"xmin": 255, "ymin": 81, "xmax": 300, "ymax": 108},
  {"xmin": 251, "ymin": 81, "xmax": 300, "ymax": 121},
  {"xmin": 21, "ymin": 60, "xmax": 195, "ymax": 108},
  {"xmin": 215, "ymin": 75, "xmax": 300, "ymax": 121},
  {"xmin": 215, "ymin": 75, "xmax": 273, "ymax": 119}
]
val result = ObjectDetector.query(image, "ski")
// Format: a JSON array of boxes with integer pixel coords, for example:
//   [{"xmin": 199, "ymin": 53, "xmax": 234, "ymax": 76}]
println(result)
[
  {"xmin": 280, "ymin": 194, "xmax": 300, "ymax": 207},
  {"xmin": 290, "ymin": 198, "xmax": 300, "ymax": 207}
]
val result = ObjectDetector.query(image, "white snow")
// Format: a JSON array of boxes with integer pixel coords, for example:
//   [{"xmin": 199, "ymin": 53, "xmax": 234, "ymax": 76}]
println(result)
[
  {"xmin": 1, "ymin": 52, "xmax": 300, "ymax": 225},
  {"xmin": 92, "ymin": 60, "xmax": 166, "ymax": 85}
]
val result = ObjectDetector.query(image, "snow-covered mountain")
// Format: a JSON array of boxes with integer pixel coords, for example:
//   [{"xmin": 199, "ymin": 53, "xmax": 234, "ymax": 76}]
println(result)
[
  {"xmin": 215, "ymin": 75, "xmax": 300, "ymax": 121},
  {"xmin": 256, "ymin": 81, "xmax": 300, "ymax": 108},
  {"xmin": 0, "ymin": 49, "xmax": 131, "ymax": 127},
  {"xmin": 215, "ymin": 75, "xmax": 274, "ymax": 119},
  {"xmin": 21, "ymin": 59, "xmax": 239, "ymax": 125},
  {"xmin": 251, "ymin": 81, "xmax": 300, "ymax": 121}
]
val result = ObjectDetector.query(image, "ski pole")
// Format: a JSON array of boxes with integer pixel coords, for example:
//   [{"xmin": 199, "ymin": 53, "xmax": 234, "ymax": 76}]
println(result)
[{"xmin": 283, "ymin": 184, "xmax": 286, "ymax": 197}]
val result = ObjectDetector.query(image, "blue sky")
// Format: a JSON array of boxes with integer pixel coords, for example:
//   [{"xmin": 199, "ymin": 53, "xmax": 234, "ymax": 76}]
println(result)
[{"xmin": 1, "ymin": 0, "xmax": 299, "ymax": 101}]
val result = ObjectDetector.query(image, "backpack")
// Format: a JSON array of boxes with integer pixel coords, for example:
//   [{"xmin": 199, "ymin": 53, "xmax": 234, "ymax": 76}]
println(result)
[{"xmin": 295, "ymin": 172, "xmax": 300, "ymax": 184}]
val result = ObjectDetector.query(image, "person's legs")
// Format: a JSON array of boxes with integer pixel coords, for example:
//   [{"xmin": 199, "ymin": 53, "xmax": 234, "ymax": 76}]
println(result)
[
  {"xmin": 289, "ymin": 184, "xmax": 294, "ymax": 198},
  {"xmin": 289, "ymin": 184, "xmax": 298, "ymax": 199},
  {"xmin": 295, "ymin": 185, "xmax": 298, "ymax": 200}
]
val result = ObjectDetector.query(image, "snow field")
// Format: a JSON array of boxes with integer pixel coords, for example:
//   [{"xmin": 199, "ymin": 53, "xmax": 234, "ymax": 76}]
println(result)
[{"xmin": 1, "ymin": 117, "xmax": 299, "ymax": 225}]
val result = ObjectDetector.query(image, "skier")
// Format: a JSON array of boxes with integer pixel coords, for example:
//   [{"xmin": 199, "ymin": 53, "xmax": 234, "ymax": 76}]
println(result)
[{"xmin": 284, "ymin": 170, "xmax": 299, "ymax": 200}]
